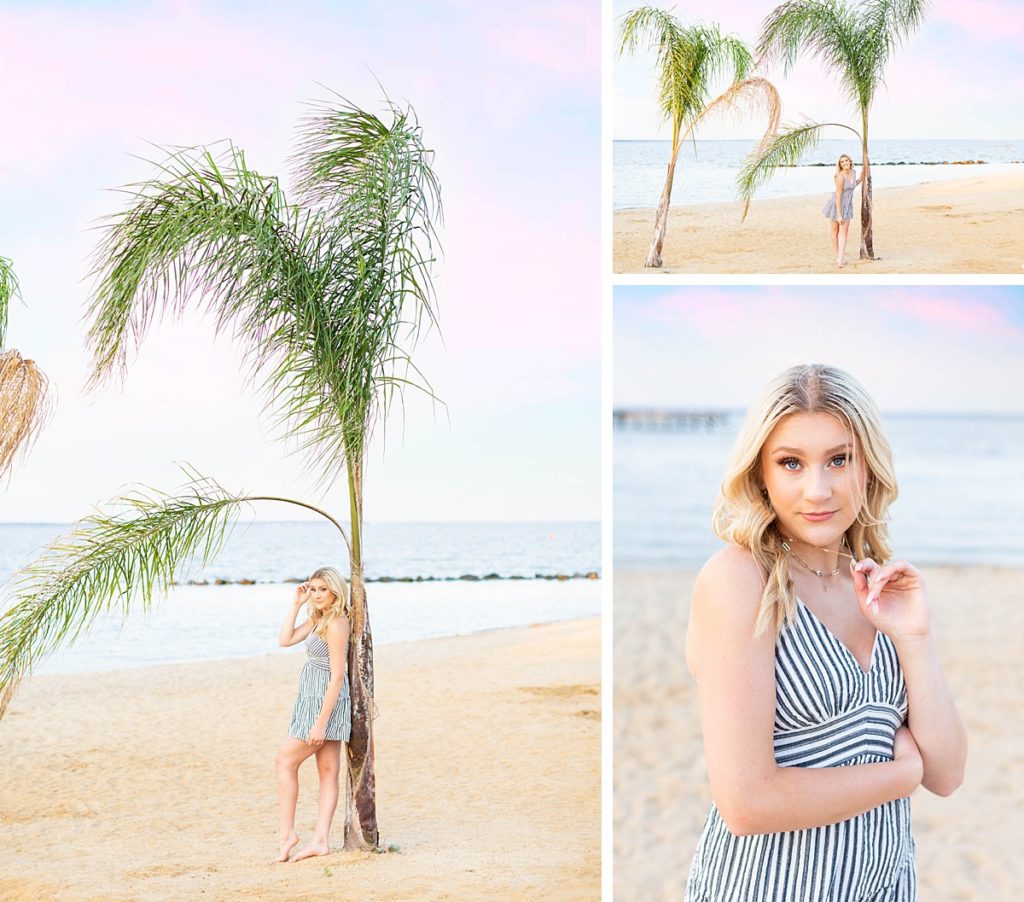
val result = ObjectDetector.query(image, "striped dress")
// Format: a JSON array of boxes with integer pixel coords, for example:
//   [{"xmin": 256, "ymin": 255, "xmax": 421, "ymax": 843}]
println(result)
[
  {"xmin": 686, "ymin": 599, "xmax": 915, "ymax": 902},
  {"xmin": 288, "ymin": 631, "xmax": 351, "ymax": 742},
  {"xmin": 822, "ymin": 178, "xmax": 856, "ymax": 222}
]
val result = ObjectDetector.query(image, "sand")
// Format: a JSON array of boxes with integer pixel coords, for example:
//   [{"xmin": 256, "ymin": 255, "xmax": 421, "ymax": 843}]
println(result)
[
  {"xmin": 613, "ymin": 172, "xmax": 1024, "ymax": 273},
  {"xmin": 613, "ymin": 566, "xmax": 1024, "ymax": 900},
  {"xmin": 0, "ymin": 617, "xmax": 600, "ymax": 901}
]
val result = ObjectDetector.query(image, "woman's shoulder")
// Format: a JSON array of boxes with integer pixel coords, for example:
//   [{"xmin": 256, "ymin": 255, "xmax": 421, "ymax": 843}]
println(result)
[
  {"xmin": 692, "ymin": 546, "xmax": 767, "ymax": 622},
  {"xmin": 324, "ymin": 613, "xmax": 351, "ymax": 636}
]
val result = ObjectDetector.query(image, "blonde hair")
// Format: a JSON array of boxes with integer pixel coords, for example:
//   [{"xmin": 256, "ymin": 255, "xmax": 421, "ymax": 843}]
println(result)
[
  {"xmin": 307, "ymin": 566, "xmax": 351, "ymax": 637},
  {"xmin": 835, "ymin": 154, "xmax": 854, "ymax": 176},
  {"xmin": 712, "ymin": 364, "xmax": 897, "ymax": 637}
]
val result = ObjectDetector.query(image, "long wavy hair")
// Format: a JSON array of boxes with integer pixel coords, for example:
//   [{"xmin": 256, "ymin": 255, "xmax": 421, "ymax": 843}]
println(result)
[
  {"xmin": 307, "ymin": 566, "xmax": 351, "ymax": 637},
  {"xmin": 834, "ymin": 154, "xmax": 854, "ymax": 178},
  {"xmin": 712, "ymin": 364, "xmax": 898, "ymax": 637}
]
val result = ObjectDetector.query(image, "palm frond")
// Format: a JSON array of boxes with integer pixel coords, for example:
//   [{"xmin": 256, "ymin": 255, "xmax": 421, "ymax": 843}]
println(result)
[
  {"xmin": 0, "ymin": 256, "xmax": 19, "ymax": 348},
  {"xmin": 737, "ymin": 119, "xmax": 862, "ymax": 213},
  {"xmin": 619, "ymin": 8, "xmax": 755, "ymax": 135},
  {"xmin": 85, "ymin": 143, "xmax": 313, "ymax": 389},
  {"xmin": 287, "ymin": 95, "xmax": 443, "ymax": 465},
  {"xmin": 681, "ymin": 77, "xmax": 782, "ymax": 219},
  {"xmin": 0, "ymin": 349, "xmax": 53, "ymax": 479},
  {"xmin": 0, "ymin": 471, "xmax": 249, "ymax": 715}
]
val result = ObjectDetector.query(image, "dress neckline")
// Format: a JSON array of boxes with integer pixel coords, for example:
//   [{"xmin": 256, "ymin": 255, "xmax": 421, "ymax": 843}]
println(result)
[{"xmin": 795, "ymin": 597, "xmax": 879, "ymax": 676}]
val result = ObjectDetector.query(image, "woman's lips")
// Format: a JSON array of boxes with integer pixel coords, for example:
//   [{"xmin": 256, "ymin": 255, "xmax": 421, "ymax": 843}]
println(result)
[{"xmin": 800, "ymin": 510, "xmax": 837, "ymax": 522}]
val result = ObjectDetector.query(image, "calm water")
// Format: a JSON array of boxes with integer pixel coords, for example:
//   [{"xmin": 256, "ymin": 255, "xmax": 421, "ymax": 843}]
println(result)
[
  {"xmin": 615, "ymin": 414, "xmax": 1024, "ymax": 569},
  {"xmin": 614, "ymin": 139, "xmax": 1024, "ymax": 208},
  {"xmin": 0, "ymin": 521, "xmax": 600, "ymax": 674},
  {"xmin": 0, "ymin": 520, "xmax": 600, "ymax": 584}
]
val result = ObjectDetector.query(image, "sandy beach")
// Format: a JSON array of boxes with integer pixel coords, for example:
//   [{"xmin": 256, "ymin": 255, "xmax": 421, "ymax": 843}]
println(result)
[
  {"xmin": 614, "ymin": 566, "xmax": 1024, "ymax": 901},
  {"xmin": 0, "ymin": 617, "xmax": 600, "ymax": 901},
  {"xmin": 613, "ymin": 172, "xmax": 1024, "ymax": 273}
]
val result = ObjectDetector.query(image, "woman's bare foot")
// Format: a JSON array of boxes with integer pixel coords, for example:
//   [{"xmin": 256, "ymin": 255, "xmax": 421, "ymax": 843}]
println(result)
[
  {"xmin": 276, "ymin": 833, "xmax": 300, "ymax": 862},
  {"xmin": 293, "ymin": 839, "xmax": 331, "ymax": 861}
]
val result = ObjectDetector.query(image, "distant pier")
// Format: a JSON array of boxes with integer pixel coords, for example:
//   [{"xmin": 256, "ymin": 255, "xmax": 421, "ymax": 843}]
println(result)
[{"xmin": 613, "ymin": 409, "xmax": 734, "ymax": 431}]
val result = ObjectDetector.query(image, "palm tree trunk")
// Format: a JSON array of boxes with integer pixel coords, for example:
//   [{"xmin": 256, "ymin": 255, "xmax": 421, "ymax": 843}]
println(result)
[
  {"xmin": 644, "ymin": 126, "xmax": 682, "ymax": 268},
  {"xmin": 343, "ymin": 456, "xmax": 378, "ymax": 850},
  {"xmin": 859, "ymin": 118, "xmax": 874, "ymax": 260}
]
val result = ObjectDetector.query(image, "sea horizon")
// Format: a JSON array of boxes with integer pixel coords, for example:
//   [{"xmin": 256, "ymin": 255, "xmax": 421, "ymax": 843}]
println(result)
[
  {"xmin": 614, "ymin": 137, "xmax": 1024, "ymax": 208},
  {"xmin": 615, "ymin": 412, "xmax": 1024, "ymax": 570}
]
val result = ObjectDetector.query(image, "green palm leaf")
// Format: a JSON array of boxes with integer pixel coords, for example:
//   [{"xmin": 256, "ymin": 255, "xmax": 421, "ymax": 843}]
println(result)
[
  {"xmin": 0, "ymin": 469, "xmax": 350, "ymax": 716},
  {"xmin": 737, "ymin": 120, "xmax": 862, "ymax": 210},
  {"xmin": 0, "ymin": 255, "xmax": 18, "ymax": 347}
]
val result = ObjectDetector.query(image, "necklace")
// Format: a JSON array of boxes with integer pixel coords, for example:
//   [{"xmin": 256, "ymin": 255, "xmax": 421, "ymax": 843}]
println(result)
[{"xmin": 781, "ymin": 536, "xmax": 852, "ymax": 591}]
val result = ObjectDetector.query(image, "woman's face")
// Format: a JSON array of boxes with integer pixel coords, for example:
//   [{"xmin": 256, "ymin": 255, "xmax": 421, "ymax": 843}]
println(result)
[
  {"xmin": 839, "ymin": 156, "xmax": 852, "ymax": 170},
  {"xmin": 307, "ymin": 577, "xmax": 336, "ymax": 611},
  {"xmin": 760, "ymin": 411, "xmax": 866, "ymax": 549}
]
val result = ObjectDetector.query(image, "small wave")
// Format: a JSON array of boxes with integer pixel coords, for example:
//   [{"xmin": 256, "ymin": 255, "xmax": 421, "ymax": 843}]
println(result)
[{"xmin": 173, "ymin": 571, "xmax": 602, "ymax": 586}]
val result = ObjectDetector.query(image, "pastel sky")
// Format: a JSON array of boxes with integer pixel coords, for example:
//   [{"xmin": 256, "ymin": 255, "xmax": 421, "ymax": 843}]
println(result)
[
  {"xmin": 615, "ymin": 287, "xmax": 1024, "ymax": 412},
  {"xmin": 0, "ymin": 0, "xmax": 600, "ymax": 523},
  {"xmin": 614, "ymin": 0, "xmax": 1024, "ymax": 140}
]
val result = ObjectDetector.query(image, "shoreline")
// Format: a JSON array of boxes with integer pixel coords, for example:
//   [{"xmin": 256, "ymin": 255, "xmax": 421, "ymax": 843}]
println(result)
[
  {"xmin": 27, "ymin": 578, "xmax": 602, "ymax": 678},
  {"xmin": 614, "ymin": 566, "xmax": 1024, "ymax": 899},
  {"xmin": 1, "ymin": 617, "xmax": 601, "ymax": 900},
  {"xmin": 613, "ymin": 170, "xmax": 1024, "ymax": 273}
]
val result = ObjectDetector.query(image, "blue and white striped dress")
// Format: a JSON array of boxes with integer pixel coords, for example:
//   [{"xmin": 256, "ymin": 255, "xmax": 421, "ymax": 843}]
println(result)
[
  {"xmin": 686, "ymin": 598, "xmax": 915, "ymax": 901},
  {"xmin": 288, "ymin": 631, "xmax": 351, "ymax": 742}
]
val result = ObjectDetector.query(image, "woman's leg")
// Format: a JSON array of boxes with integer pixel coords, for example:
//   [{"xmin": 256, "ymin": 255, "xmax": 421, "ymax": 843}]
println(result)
[
  {"xmin": 275, "ymin": 737, "xmax": 318, "ymax": 861},
  {"xmin": 830, "ymin": 220, "xmax": 839, "ymax": 258},
  {"xmin": 294, "ymin": 741, "xmax": 343, "ymax": 860},
  {"xmin": 837, "ymin": 220, "xmax": 850, "ymax": 266}
]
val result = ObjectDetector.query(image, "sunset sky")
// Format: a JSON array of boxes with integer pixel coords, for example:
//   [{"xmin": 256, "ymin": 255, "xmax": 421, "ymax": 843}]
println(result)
[
  {"xmin": 615, "ymin": 286, "xmax": 1024, "ymax": 412},
  {"xmin": 0, "ymin": 1, "xmax": 600, "ymax": 523},
  {"xmin": 614, "ymin": 0, "xmax": 1024, "ymax": 141}
]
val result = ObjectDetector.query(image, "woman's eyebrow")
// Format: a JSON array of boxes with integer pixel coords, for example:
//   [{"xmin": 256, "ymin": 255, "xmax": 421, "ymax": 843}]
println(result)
[{"xmin": 770, "ymin": 443, "xmax": 851, "ymax": 455}]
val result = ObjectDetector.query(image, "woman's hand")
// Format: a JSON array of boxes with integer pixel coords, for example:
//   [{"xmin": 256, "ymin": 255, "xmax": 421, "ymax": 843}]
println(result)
[
  {"xmin": 851, "ymin": 558, "xmax": 933, "ymax": 642},
  {"xmin": 293, "ymin": 583, "xmax": 311, "ymax": 607},
  {"xmin": 306, "ymin": 723, "xmax": 327, "ymax": 746}
]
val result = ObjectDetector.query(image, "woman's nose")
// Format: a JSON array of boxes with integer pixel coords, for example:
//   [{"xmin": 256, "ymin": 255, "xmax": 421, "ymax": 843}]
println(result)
[{"xmin": 803, "ymin": 469, "xmax": 832, "ymax": 503}]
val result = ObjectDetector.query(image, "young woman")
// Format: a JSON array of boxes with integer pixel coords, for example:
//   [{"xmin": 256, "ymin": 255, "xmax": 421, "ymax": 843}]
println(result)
[
  {"xmin": 822, "ymin": 155, "xmax": 863, "ymax": 268},
  {"xmin": 275, "ymin": 567, "xmax": 352, "ymax": 862},
  {"xmin": 685, "ymin": 364, "xmax": 966, "ymax": 901}
]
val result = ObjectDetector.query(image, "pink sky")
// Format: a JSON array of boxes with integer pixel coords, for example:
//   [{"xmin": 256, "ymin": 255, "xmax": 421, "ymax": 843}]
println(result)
[
  {"xmin": 614, "ymin": 0, "xmax": 1024, "ymax": 139},
  {"xmin": 0, "ymin": 1, "xmax": 600, "ymax": 523}
]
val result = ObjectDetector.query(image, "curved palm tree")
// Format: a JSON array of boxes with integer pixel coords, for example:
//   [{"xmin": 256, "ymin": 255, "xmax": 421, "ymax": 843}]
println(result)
[
  {"xmin": 0, "ymin": 94, "xmax": 441, "ymax": 850},
  {"xmin": 746, "ymin": 0, "xmax": 927, "ymax": 259},
  {"xmin": 618, "ymin": 7, "xmax": 765, "ymax": 267},
  {"xmin": 0, "ymin": 257, "xmax": 52, "ymax": 478}
]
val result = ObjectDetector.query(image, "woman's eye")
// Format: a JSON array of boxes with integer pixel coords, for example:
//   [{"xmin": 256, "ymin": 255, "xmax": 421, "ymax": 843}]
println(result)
[
  {"xmin": 779, "ymin": 457, "xmax": 800, "ymax": 471},
  {"xmin": 830, "ymin": 454, "xmax": 847, "ymax": 467}
]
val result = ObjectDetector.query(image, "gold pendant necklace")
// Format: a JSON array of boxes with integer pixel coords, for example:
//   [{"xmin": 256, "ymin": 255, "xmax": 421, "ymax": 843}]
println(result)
[{"xmin": 781, "ymin": 537, "xmax": 852, "ymax": 592}]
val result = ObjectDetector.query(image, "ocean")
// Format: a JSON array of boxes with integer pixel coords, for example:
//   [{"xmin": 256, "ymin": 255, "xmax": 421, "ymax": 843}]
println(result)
[
  {"xmin": 614, "ymin": 413, "xmax": 1024, "ymax": 570},
  {"xmin": 614, "ymin": 139, "xmax": 1024, "ymax": 209},
  {"xmin": 0, "ymin": 521, "xmax": 601, "ymax": 674}
]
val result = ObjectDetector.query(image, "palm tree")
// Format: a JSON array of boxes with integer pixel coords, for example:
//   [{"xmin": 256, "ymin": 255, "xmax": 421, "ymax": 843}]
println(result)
[
  {"xmin": 0, "ymin": 257, "xmax": 52, "ymax": 478},
  {"xmin": 618, "ymin": 7, "xmax": 768, "ymax": 267},
  {"xmin": 0, "ymin": 95, "xmax": 441, "ymax": 850},
  {"xmin": 742, "ymin": 0, "xmax": 927, "ymax": 259}
]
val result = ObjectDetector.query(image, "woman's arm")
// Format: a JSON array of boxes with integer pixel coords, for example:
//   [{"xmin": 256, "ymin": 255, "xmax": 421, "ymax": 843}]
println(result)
[
  {"xmin": 853, "ymin": 560, "xmax": 967, "ymax": 797},
  {"xmin": 686, "ymin": 547, "xmax": 923, "ymax": 837},
  {"xmin": 306, "ymin": 616, "xmax": 351, "ymax": 745},
  {"xmin": 279, "ymin": 584, "xmax": 315, "ymax": 647},
  {"xmin": 833, "ymin": 173, "xmax": 845, "ymax": 219}
]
